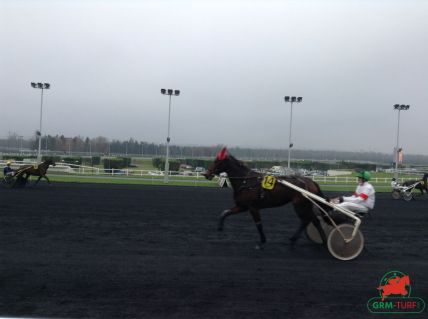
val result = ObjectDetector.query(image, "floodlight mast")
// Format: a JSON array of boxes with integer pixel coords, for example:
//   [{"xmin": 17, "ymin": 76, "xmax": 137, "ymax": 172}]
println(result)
[
  {"xmin": 284, "ymin": 96, "xmax": 303, "ymax": 170},
  {"xmin": 393, "ymin": 104, "xmax": 410, "ymax": 179},
  {"xmin": 160, "ymin": 88, "xmax": 180, "ymax": 183},
  {"xmin": 31, "ymin": 82, "xmax": 51, "ymax": 162}
]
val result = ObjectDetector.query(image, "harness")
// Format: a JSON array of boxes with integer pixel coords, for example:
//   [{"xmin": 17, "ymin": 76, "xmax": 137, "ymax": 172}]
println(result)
[{"xmin": 227, "ymin": 174, "xmax": 310, "ymax": 200}]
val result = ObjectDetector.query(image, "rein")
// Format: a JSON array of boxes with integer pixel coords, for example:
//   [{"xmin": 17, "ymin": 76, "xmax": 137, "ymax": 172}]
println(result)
[{"xmin": 221, "ymin": 175, "xmax": 260, "ymax": 180}]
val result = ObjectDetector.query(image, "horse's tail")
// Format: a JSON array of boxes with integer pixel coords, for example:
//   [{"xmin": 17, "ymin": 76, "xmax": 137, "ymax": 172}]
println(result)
[
  {"xmin": 314, "ymin": 181, "xmax": 333, "ymax": 212},
  {"xmin": 423, "ymin": 174, "xmax": 428, "ymax": 192},
  {"xmin": 311, "ymin": 181, "xmax": 337, "ymax": 226},
  {"xmin": 403, "ymin": 180, "xmax": 416, "ymax": 187}
]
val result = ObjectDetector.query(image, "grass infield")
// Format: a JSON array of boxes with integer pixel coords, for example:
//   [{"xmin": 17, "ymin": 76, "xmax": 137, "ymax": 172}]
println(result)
[{"xmin": 46, "ymin": 174, "xmax": 394, "ymax": 192}]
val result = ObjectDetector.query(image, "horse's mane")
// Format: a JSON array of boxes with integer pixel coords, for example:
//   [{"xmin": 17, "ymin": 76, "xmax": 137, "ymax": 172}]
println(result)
[
  {"xmin": 228, "ymin": 155, "xmax": 243, "ymax": 165},
  {"xmin": 227, "ymin": 156, "xmax": 258, "ymax": 177}
]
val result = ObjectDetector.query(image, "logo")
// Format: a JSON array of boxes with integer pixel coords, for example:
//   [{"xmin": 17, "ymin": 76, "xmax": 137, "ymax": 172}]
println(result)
[{"xmin": 367, "ymin": 271, "xmax": 425, "ymax": 314}]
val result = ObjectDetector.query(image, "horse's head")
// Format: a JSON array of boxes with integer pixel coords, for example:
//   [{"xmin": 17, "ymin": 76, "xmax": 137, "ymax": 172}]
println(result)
[
  {"xmin": 203, "ymin": 147, "xmax": 246, "ymax": 180},
  {"xmin": 45, "ymin": 159, "xmax": 56, "ymax": 167}
]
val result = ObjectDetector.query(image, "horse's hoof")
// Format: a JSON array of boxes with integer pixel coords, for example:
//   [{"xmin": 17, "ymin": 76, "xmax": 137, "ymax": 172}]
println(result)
[
  {"xmin": 255, "ymin": 243, "xmax": 265, "ymax": 250},
  {"xmin": 289, "ymin": 237, "xmax": 299, "ymax": 245}
]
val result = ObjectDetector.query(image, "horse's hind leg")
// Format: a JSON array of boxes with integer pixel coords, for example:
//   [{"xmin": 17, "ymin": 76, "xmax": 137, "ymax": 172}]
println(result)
[
  {"xmin": 249, "ymin": 208, "xmax": 266, "ymax": 248},
  {"xmin": 289, "ymin": 222, "xmax": 307, "ymax": 244},
  {"xmin": 21, "ymin": 174, "xmax": 29, "ymax": 187},
  {"xmin": 312, "ymin": 217, "xmax": 327, "ymax": 244},
  {"xmin": 290, "ymin": 201, "xmax": 313, "ymax": 244}
]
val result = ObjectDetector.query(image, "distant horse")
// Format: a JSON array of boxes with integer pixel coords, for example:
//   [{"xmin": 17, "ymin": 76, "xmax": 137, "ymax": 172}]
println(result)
[
  {"xmin": 402, "ymin": 173, "xmax": 428, "ymax": 195},
  {"xmin": 203, "ymin": 147, "xmax": 330, "ymax": 248},
  {"xmin": 17, "ymin": 159, "xmax": 56, "ymax": 186}
]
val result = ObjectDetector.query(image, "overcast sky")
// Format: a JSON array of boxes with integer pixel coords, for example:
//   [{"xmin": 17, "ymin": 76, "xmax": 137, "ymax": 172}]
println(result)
[{"xmin": 1, "ymin": 0, "xmax": 427, "ymax": 155}]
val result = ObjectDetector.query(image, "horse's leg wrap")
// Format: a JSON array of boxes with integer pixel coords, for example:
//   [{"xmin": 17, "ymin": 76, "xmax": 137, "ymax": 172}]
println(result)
[
  {"xmin": 218, "ymin": 207, "xmax": 245, "ymax": 231},
  {"xmin": 218, "ymin": 210, "xmax": 232, "ymax": 231}
]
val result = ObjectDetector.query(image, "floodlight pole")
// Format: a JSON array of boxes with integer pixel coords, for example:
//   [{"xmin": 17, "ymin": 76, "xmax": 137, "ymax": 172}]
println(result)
[
  {"xmin": 38, "ymin": 87, "xmax": 44, "ymax": 160},
  {"xmin": 31, "ymin": 82, "xmax": 50, "ymax": 162},
  {"xmin": 19, "ymin": 135, "xmax": 23, "ymax": 154},
  {"xmin": 161, "ymin": 88, "xmax": 180, "ymax": 183},
  {"xmin": 284, "ymin": 96, "xmax": 303, "ymax": 170},
  {"xmin": 393, "ymin": 104, "xmax": 410, "ymax": 179}
]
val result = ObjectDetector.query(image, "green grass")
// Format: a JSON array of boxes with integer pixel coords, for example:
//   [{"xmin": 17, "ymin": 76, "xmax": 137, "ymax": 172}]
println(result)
[
  {"xmin": 129, "ymin": 158, "xmax": 157, "ymax": 170},
  {"xmin": 319, "ymin": 184, "xmax": 392, "ymax": 192}
]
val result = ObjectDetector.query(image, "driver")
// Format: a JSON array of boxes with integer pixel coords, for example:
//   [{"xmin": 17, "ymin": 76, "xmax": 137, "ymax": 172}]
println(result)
[
  {"xmin": 3, "ymin": 161, "xmax": 15, "ymax": 176},
  {"xmin": 330, "ymin": 171, "xmax": 375, "ymax": 214},
  {"xmin": 391, "ymin": 177, "xmax": 399, "ymax": 189}
]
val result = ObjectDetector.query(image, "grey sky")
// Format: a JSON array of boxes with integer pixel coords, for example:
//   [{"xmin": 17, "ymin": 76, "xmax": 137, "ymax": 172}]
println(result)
[{"xmin": 1, "ymin": 0, "xmax": 427, "ymax": 155}]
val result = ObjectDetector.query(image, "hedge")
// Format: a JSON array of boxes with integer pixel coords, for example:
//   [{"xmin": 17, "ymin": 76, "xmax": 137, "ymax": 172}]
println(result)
[{"xmin": 103, "ymin": 157, "xmax": 132, "ymax": 170}]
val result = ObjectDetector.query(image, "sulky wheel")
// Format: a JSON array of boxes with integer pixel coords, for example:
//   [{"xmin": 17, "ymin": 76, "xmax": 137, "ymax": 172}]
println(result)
[
  {"xmin": 327, "ymin": 224, "xmax": 364, "ymax": 261},
  {"xmin": 391, "ymin": 190, "xmax": 401, "ymax": 200},
  {"xmin": 2, "ymin": 175, "xmax": 17, "ymax": 189},
  {"xmin": 306, "ymin": 219, "xmax": 334, "ymax": 244},
  {"xmin": 402, "ymin": 191, "xmax": 413, "ymax": 202}
]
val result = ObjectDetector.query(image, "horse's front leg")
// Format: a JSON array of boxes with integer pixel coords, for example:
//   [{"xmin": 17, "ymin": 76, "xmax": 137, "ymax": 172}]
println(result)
[
  {"xmin": 43, "ymin": 175, "xmax": 51, "ymax": 185},
  {"xmin": 218, "ymin": 206, "xmax": 246, "ymax": 231},
  {"xmin": 249, "ymin": 208, "xmax": 266, "ymax": 249}
]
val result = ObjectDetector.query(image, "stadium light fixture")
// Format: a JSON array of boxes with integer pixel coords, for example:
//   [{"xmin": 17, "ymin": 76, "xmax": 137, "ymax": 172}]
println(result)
[{"xmin": 161, "ymin": 88, "xmax": 181, "ymax": 183}]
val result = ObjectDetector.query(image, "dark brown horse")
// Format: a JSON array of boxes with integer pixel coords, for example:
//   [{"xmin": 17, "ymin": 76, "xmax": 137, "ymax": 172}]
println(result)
[
  {"xmin": 402, "ymin": 173, "xmax": 428, "ymax": 195},
  {"xmin": 203, "ymin": 147, "xmax": 330, "ymax": 248},
  {"xmin": 17, "ymin": 159, "xmax": 56, "ymax": 186}
]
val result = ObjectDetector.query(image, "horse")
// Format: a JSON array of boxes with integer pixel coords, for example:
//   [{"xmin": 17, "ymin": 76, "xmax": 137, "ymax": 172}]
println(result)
[
  {"xmin": 16, "ymin": 159, "xmax": 56, "ymax": 186},
  {"xmin": 203, "ymin": 147, "xmax": 330, "ymax": 248},
  {"xmin": 402, "ymin": 173, "xmax": 428, "ymax": 195}
]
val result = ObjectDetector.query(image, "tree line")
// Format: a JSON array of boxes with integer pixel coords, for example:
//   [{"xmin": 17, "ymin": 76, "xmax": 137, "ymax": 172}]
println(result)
[{"xmin": 1, "ymin": 133, "xmax": 428, "ymax": 165}]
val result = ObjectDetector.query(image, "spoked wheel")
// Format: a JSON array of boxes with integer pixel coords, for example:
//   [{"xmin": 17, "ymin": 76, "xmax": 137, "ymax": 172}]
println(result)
[
  {"xmin": 391, "ymin": 190, "xmax": 401, "ymax": 200},
  {"xmin": 403, "ymin": 191, "xmax": 414, "ymax": 202},
  {"xmin": 306, "ymin": 219, "xmax": 334, "ymax": 244},
  {"xmin": 327, "ymin": 224, "xmax": 364, "ymax": 261}
]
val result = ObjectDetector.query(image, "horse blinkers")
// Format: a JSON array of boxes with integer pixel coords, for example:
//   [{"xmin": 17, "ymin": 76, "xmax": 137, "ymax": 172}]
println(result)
[{"xmin": 203, "ymin": 147, "xmax": 230, "ymax": 180}]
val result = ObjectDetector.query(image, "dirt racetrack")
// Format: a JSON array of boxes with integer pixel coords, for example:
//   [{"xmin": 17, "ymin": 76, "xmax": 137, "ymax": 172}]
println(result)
[{"xmin": 1, "ymin": 183, "xmax": 427, "ymax": 318}]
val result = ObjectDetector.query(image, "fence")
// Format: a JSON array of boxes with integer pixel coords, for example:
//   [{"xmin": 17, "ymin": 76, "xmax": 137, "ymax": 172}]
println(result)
[{"xmin": 0, "ymin": 160, "xmax": 213, "ymax": 185}]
